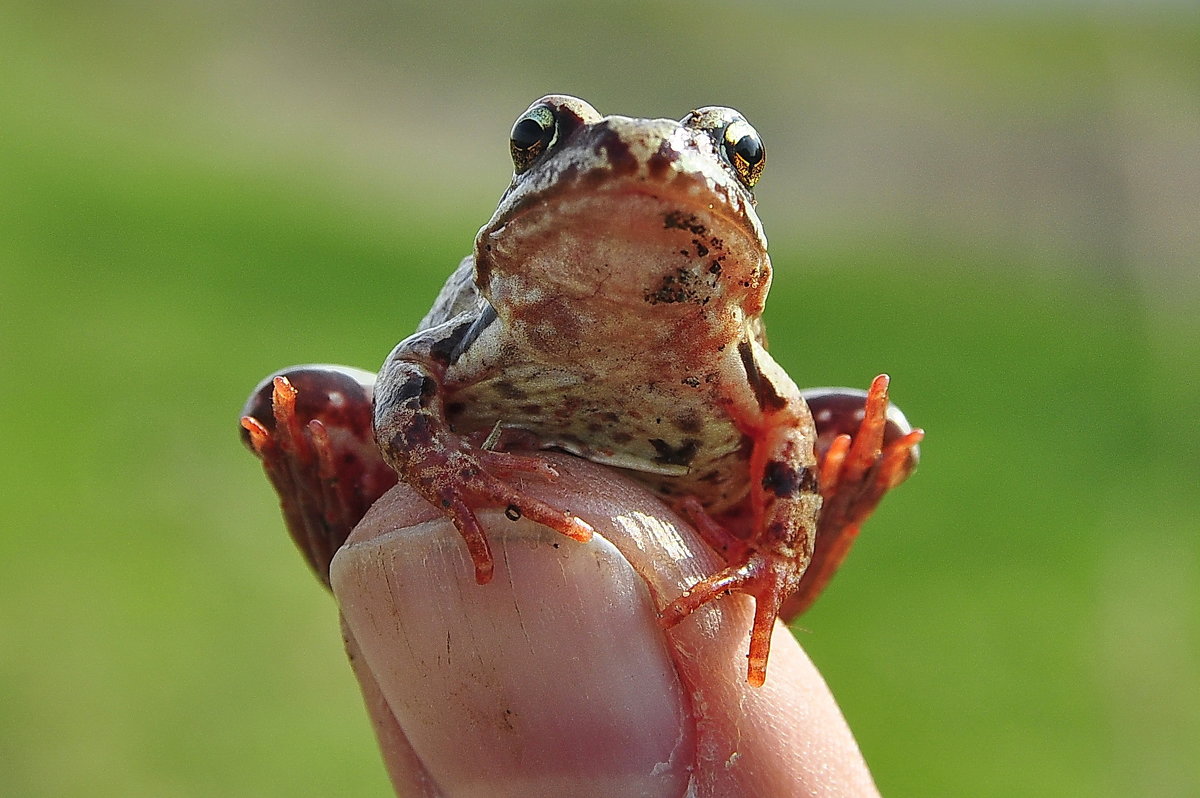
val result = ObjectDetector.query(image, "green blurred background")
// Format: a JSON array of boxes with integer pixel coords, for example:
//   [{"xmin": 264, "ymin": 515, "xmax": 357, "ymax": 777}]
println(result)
[{"xmin": 2, "ymin": 1, "xmax": 1197, "ymax": 796}]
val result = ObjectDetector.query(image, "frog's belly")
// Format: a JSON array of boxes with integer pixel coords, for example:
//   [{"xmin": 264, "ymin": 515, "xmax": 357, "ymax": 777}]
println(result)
[{"xmin": 448, "ymin": 375, "xmax": 751, "ymax": 511}]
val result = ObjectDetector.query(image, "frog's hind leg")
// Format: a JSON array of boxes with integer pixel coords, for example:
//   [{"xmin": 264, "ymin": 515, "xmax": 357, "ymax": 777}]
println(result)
[
  {"xmin": 240, "ymin": 365, "xmax": 396, "ymax": 588},
  {"xmin": 662, "ymin": 413, "xmax": 821, "ymax": 688},
  {"xmin": 780, "ymin": 375, "xmax": 923, "ymax": 620},
  {"xmin": 660, "ymin": 547, "xmax": 806, "ymax": 688}
]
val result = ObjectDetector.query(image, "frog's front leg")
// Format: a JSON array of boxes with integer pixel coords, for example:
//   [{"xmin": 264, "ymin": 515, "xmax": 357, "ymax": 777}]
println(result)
[
  {"xmin": 373, "ymin": 323, "xmax": 594, "ymax": 585},
  {"xmin": 660, "ymin": 402, "xmax": 822, "ymax": 688}
]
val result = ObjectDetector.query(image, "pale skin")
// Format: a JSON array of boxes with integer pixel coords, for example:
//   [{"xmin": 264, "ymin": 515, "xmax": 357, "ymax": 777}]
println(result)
[{"xmin": 332, "ymin": 454, "xmax": 881, "ymax": 798}]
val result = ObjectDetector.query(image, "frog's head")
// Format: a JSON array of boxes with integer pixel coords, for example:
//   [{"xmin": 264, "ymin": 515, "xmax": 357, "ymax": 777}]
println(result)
[{"xmin": 474, "ymin": 95, "xmax": 772, "ymax": 354}]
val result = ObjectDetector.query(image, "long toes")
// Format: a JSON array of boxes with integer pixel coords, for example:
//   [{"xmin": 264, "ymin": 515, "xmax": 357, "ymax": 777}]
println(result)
[
  {"xmin": 465, "ymin": 470, "xmax": 595, "ymax": 544},
  {"xmin": 503, "ymin": 492, "xmax": 595, "ymax": 542},
  {"xmin": 659, "ymin": 567, "xmax": 745, "ymax": 629},
  {"xmin": 442, "ymin": 492, "xmax": 496, "ymax": 584},
  {"xmin": 481, "ymin": 450, "xmax": 561, "ymax": 480}
]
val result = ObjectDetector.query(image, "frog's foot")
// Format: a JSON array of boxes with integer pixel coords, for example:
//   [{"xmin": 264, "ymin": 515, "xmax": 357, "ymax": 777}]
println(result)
[
  {"xmin": 660, "ymin": 550, "xmax": 802, "ymax": 687},
  {"xmin": 240, "ymin": 366, "xmax": 395, "ymax": 587},
  {"xmin": 784, "ymin": 374, "xmax": 924, "ymax": 618},
  {"xmin": 410, "ymin": 446, "xmax": 596, "ymax": 586}
]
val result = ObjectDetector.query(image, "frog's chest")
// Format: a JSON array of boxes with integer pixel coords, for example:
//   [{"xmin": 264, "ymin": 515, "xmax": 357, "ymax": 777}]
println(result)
[{"xmin": 445, "ymin": 362, "xmax": 753, "ymax": 509}]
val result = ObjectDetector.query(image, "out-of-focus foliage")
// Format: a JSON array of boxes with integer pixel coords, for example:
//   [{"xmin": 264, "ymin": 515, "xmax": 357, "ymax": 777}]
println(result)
[{"xmin": 1, "ymin": 2, "xmax": 1196, "ymax": 796}]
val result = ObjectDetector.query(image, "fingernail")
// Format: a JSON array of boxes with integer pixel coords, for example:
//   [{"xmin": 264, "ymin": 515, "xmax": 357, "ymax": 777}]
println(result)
[{"xmin": 331, "ymin": 500, "xmax": 694, "ymax": 798}]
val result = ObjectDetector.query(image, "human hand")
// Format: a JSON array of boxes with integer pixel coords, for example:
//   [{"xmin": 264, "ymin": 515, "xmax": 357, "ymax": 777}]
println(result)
[{"xmin": 331, "ymin": 452, "xmax": 879, "ymax": 798}]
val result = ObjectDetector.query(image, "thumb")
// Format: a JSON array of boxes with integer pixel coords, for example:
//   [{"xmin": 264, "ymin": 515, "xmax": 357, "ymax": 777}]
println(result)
[{"xmin": 331, "ymin": 453, "xmax": 878, "ymax": 798}]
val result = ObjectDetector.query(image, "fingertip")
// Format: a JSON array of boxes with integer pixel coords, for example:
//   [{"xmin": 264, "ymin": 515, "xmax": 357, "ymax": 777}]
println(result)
[
  {"xmin": 332, "ymin": 488, "xmax": 694, "ymax": 798},
  {"xmin": 331, "ymin": 455, "xmax": 880, "ymax": 797}
]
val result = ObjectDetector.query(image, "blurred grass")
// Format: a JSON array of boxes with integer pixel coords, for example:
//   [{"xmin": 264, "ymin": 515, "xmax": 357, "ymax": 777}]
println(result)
[{"xmin": 2, "ymin": 2, "xmax": 1197, "ymax": 797}]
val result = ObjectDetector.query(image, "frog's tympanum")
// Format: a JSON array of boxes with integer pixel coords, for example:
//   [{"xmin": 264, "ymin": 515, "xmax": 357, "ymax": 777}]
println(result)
[{"xmin": 241, "ymin": 95, "xmax": 922, "ymax": 687}]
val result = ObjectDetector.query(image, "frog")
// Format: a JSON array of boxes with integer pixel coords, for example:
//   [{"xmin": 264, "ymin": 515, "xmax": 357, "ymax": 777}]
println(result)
[{"xmin": 241, "ymin": 95, "xmax": 923, "ymax": 687}]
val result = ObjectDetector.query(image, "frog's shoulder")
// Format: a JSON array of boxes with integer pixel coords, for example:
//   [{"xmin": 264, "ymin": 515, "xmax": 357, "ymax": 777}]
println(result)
[{"xmin": 416, "ymin": 255, "xmax": 484, "ymax": 332}]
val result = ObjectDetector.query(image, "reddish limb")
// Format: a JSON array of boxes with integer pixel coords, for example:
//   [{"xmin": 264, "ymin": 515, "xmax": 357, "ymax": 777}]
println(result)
[
  {"xmin": 781, "ymin": 375, "xmax": 923, "ymax": 620},
  {"xmin": 661, "ymin": 413, "xmax": 821, "ymax": 687},
  {"xmin": 373, "ymin": 353, "xmax": 594, "ymax": 585},
  {"xmin": 240, "ymin": 366, "xmax": 396, "ymax": 587}
]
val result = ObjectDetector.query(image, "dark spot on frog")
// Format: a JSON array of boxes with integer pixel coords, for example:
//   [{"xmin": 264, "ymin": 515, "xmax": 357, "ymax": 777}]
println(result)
[
  {"xmin": 556, "ymin": 105, "xmax": 587, "ymax": 130},
  {"xmin": 445, "ymin": 401, "xmax": 466, "ymax": 420},
  {"xmin": 693, "ymin": 239, "xmax": 709, "ymax": 257},
  {"xmin": 596, "ymin": 137, "xmax": 637, "ymax": 177},
  {"xmin": 675, "ymin": 412, "xmax": 703, "ymax": 434},
  {"xmin": 395, "ymin": 374, "xmax": 436, "ymax": 409},
  {"xmin": 645, "ymin": 266, "xmax": 714, "ymax": 305},
  {"xmin": 766, "ymin": 520, "xmax": 790, "ymax": 541},
  {"xmin": 708, "ymin": 261, "xmax": 723, "ymax": 276},
  {"xmin": 700, "ymin": 468, "xmax": 724, "ymax": 483},
  {"xmin": 494, "ymin": 380, "xmax": 528, "ymax": 401},
  {"xmin": 681, "ymin": 375, "xmax": 701, "ymax": 388},
  {"xmin": 430, "ymin": 306, "xmax": 497, "ymax": 366},
  {"xmin": 738, "ymin": 340, "xmax": 787, "ymax": 412},
  {"xmin": 738, "ymin": 433, "xmax": 754, "ymax": 459},
  {"xmin": 762, "ymin": 461, "xmax": 817, "ymax": 498},
  {"xmin": 391, "ymin": 413, "xmax": 434, "ymax": 450},
  {"xmin": 663, "ymin": 210, "xmax": 707, "ymax": 236},
  {"xmin": 612, "ymin": 430, "xmax": 634, "ymax": 444},
  {"xmin": 649, "ymin": 438, "xmax": 700, "ymax": 467},
  {"xmin": 647, "ymin": 147, "xmax": 676, "ymax": 181},
  {"xmin": 600, "ymin": 411, "xmax": 620, "ymax": 424},
  {"xmin": 518, "ymin": 403, "xmax": 543, "ymax": 416}
]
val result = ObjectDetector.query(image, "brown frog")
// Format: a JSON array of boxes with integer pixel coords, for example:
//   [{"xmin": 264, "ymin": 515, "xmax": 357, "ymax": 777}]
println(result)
[{"xmin": 241, "ymin": 95, "xmax": 923, "ymax": 687}]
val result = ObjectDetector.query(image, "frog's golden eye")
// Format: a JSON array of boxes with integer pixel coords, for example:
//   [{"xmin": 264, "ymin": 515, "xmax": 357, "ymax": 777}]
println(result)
[
  {"xmin": 722, "ymin": 120, "xmax": 765, "ymax": 188},
  {"xmin": 510, "ymin": 105, "xmax": 558, "ymax": 174}
]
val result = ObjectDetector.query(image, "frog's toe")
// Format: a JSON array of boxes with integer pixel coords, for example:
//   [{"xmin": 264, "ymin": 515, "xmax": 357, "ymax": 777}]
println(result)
[
  {"xmin": 803, "ymin": 374, "xmax": 921, "ymax": 495},
  {"xmin": 659, "ymin": 552, "xmax": 801, "ymax": 687},
  {"xmin": 444, "ymin": 460, "xmax": 596, "ymax": 573},
  {"xmin": 440, "ymin": 491, "xmax": 496, "ymax": 584},
  {"xmin": 481, "ymin": 482, "xmax": 596, "ymax": 545},
  {"xmin": 480, "ymin": 449, "xmax": 562, "ymax": 481},
  {"xmin": 240, "ymin": 365, "xmax": 395, "ymax": 587}
]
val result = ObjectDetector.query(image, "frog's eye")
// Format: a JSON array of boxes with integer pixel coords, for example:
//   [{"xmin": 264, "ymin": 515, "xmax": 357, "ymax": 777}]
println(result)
[
  {"xmin": 722, "ymin": 120, "xmax": 765, "ymax": 188},
  {"xmin": 510, "ymin": 105, "xmax": 558, "ymax": 174}
]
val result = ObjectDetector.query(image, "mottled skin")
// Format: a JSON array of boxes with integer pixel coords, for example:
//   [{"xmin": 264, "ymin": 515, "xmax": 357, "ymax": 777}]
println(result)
[
  {"xmin": 242, "ymin": 95, "xmax": 923, "ymax": 687},
  {"xmin": 369, "ymin": 96, "xmax": 919, "ymax": 686}
]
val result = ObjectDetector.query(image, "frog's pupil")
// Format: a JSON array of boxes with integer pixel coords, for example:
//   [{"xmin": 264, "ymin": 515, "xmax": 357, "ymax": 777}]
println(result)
[
  {"xmin": 512, "ymin": 117, "xmax": 548, "ymax": 150},
  {"xmin": 734, "ymin": 135, "xmax": 762, "ymax": 165}
]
